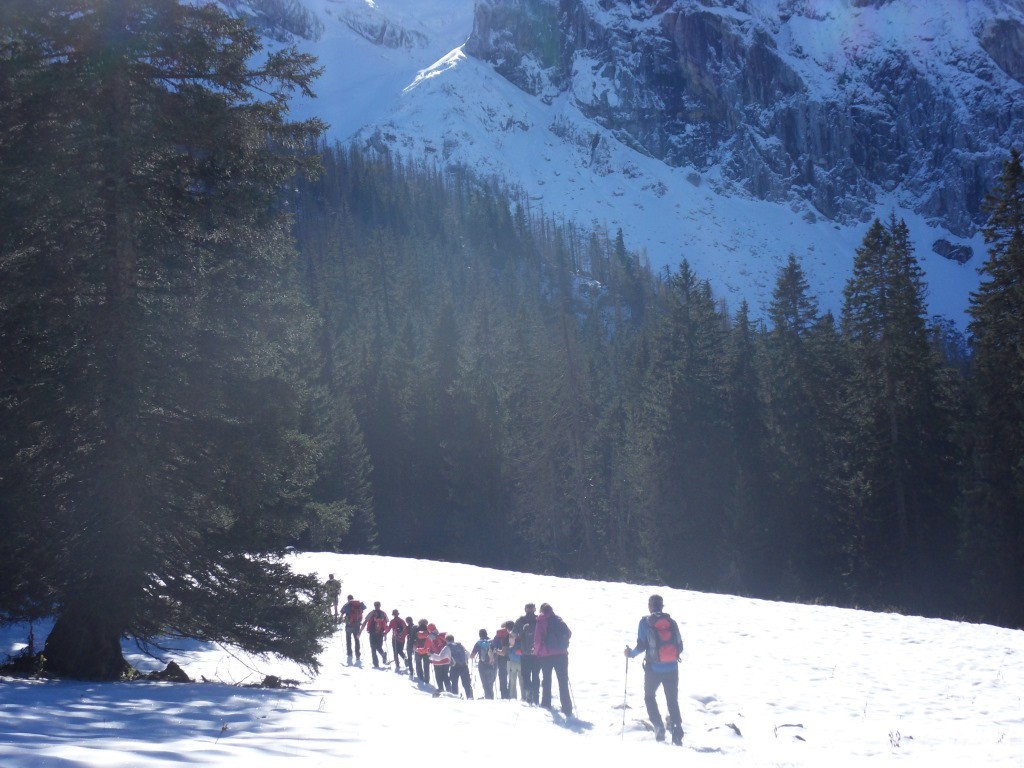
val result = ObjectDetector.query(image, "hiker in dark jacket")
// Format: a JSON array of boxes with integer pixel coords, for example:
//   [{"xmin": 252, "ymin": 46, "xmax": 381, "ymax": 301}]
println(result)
[
  {"xmin": 625, "ymin": 594, "xmax": 685, "ymax": 746},
  {"xmin": 535, "ymin": 603, "xmax": 572, "ymax": 716},
  {"xmin": 447, "ymin": 634, "xmax": 473, "ymax": 699},
  {"xmin": 513, "ymin": 603, "xmax": 539, "ymax": 704},
  {"xmin": 470, "ymin": 629, "xmax": 496, "ymax": 699},
  {"xmin": 363, "ymin": 601, "xmax": 390, "ymax": 668},
  {"xmin": 341, "ymin": 595, "xmax": 366, "ymax": 660},
  {"xmin": 404, "ymin": 615, "xmax": 416, "ymax": 675}
]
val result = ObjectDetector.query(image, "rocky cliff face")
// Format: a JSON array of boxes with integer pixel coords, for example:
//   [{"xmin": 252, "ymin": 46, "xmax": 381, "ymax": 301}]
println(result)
[{"xmin": 464, "ymin": 0, "xmax": 1024, "ymax": 237}]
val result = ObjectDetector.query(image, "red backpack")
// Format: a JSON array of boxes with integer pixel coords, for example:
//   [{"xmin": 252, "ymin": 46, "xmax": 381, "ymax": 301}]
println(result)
[
  {"xmin": 648, "ymin": 613, "xmax": 683, "ymax": 663},
  {"xmin": 346, "ymin": 600, "xmax": 364, "ymax": 626}
]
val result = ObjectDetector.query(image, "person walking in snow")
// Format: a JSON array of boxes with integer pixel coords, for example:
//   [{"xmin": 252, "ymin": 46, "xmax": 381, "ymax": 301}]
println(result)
[
  {"xmin": 386, "ymin": 610, "xmax": 407, "ymax": 673},
  {"xmin": 363, "ymin": 601, "xmax": 390, "ymax": 668},
  {"xmin": 470, "ymin": 629, "xmax": 496, "ymax": 699},
  {"xmin": 505, "ymin": 620, "xmax": 521, "ymax": 700},
  {"xmin": 492, "ymin": 621, "xmax": 513, "ymax": 699},
  {"xmin": 414, "ymin": 619, "xmax": 432, "ymax": 682},
  {"xmin": 624, "ymin": 594, "xmax": 685, "ymax": 746},
  {"xmin": 535, "ymin": 603, "xmax": 572, "ymax": 716},
  {"xmin": 341, "ymin": 595, "xmax": 366, "ymax": 661},
  {"xmin": 324, "ymin": 574, "xmax": 342, "ymax": 621},
  {"xmin": 513, "ymin": 603, "xmax": 539, "ymax": 704},
  {"xmin": 428, "ymin": 630, "xmax": 452, "ymax": 693},
  {"xmin": 448, "ymin": 635, "xmax": 473, "ymax": 699},
  {"xmin": 404, "ymin": 615, "xmax": 417, "ymax": 675}
]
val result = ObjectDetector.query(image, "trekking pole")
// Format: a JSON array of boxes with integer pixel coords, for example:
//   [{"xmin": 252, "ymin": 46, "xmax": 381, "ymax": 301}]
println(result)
[{"xmin": 621, "ymin": 655, "xmax": 629, "ymax": 739}]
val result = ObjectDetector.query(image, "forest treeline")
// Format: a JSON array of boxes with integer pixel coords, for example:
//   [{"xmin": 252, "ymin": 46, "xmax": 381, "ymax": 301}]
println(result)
[{"xmin": 293, "ymin": 145, "xmax": 1024, "ymax": 630}]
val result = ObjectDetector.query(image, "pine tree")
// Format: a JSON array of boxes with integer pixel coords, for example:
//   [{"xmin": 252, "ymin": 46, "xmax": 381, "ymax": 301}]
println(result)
[
  {"xmin": 0, "ymin": 0, "xmax": 333, "ymax": 678},
  {"xmin": 840, "ymin": 217, "xmax": 959, "ymax": 612},
  {"xmin": 963, "ymin": 149, "xmax": 1024, "ymax": 626}
]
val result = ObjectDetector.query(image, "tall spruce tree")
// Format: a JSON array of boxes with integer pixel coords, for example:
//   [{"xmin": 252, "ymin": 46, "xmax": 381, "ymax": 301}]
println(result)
[
  {"xmin": 841, "ymin": 217, "xmax": 959, "ymax": 612},
  {"xmin": 0, "ymin": 0, "xmax": 335, "ymax": 678},
  {"xmin": 964, "ymin": 149, "xmax": 1024, "ymax": 626}
]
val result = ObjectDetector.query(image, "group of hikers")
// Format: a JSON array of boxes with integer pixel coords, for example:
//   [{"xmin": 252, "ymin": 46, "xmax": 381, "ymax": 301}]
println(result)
[{"xmin": 322, "ymin": 574, "xmax": 685, "ymax": 746}]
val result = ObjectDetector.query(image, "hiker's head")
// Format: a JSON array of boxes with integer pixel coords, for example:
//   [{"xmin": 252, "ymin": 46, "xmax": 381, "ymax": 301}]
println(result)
[
  {"xmin": 525, "ymin": 603, "xmax": 536, "ymax": 614},
  {"xmin": 446, "ymin": 634, "xmax": 454, "ymax": 643},
  {"xmin": 328, "ymin": 573, "xmax": 334, "ymax": 579},
  {"xmin": 648, "ymin": 594, "xmax": 664, "ymax": 612},
  {"xmin": 392, "ymin": 609, "xmax": 400, "ymax": 617},
  {"xmin": 374, "ymin": 601, "xmax": 381, "ymax": 609},
  {"xmin": 540, "ymin": 603, "xmax": 553, "ymax": 615},
  {"xmin": 418, "ymin": 619, "xmax": 428, "ymax": 628},
  {"xmin": 347, "ymin": 595, "xmax": 354, "ymax": 601},
  {"xmin": 504, "ymin": 620, "xmax": 515, "ymax": 630},
  {"xmin": 479, "ymin": 628, "xmax": 488, "ymax": 639}
]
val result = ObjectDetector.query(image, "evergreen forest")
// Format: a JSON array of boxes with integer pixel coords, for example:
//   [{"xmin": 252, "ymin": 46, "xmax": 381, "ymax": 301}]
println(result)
[{"xmin": 1, "ymin": 0, "xmax": 1022, "ymax": 680}]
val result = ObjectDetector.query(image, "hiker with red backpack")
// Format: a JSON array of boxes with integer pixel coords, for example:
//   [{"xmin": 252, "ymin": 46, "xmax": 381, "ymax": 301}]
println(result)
[
  {"xmin": 624, "ymin": 594, "xmax": 685, "ymax": 746},
  {"xmin": 386, "ymin": 610, "xmax": 408, "ymax": 673},
  {"xmin": 427, "ymin": 628, "xmax": 452, "ymax": 692},
  {"xmin": 535, "ymin": 603, "xmax": 572, "ymax": 716},
  {"xmin": 492, "ymin": 621, "xmax": 513, "ymax": 699},
  {"xmin": 341, "ymin": 595, "xmax": 366, "ymax": 661},
  {"xmin": 362, "ymin": 601, "xmax": 390, "ymax": 668}
]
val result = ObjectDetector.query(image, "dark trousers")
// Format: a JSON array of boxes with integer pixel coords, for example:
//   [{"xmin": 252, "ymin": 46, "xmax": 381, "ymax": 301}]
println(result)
[
  {"xmin": 405, "ymin": 639, "xmax": 416, "ymax": 671},
  {"xmin": 644, "ymin": 664, "xmax": 682, "ymax": 734},
  {"xmin": 478, "ymin": 664, "xmax": 497, "ymax": 699},
  {"xmin": 496, "ymin": 658, "xmax": 510, "ymax": 699},
  {"xmin": 369, "ymin": 632, "xmax": 387, "ymax": 667},
  {"xmin": 345, "ymin": 625, "xmax": 361, "ymax": 658},
  {"xmin": 415, "ymin": 653, "xmax": 430, "ymax": 681},
  {"xmin": 539, "ymin": 654, "xmax": 572, "ymax": 715},
  {"xmin": 392, "ymin": 637, "xmax": 407, "ymax": 669},
  {"xmin": 433, "ymin": 663, "xmax": 451, "ymax": 692},
  {"xmin": 450, "ymin": 663, "xmax": 473, "ymax": 698},
  {"xmin": 520, "ymin": 654, "xmax": 539, "ymax": 704}
]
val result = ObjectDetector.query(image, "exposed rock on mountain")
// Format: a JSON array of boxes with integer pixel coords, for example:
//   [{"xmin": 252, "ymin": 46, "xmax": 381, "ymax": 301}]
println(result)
[{"xmin": 465, "ymin": 0, "xmax": 1024, "ymax": 237}]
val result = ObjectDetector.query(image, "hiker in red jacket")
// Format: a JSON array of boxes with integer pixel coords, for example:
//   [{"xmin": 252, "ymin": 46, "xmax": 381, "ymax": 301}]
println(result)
[
  {"xmin": 492, "ymin": 622, "xmax": 512, "ymax": 699},
  {"xmin": 386, "ymin": 610, "xmax": 407, "ymax": 673},
  {"xmin": 414, "ymin": 619, "xmax": 431, "ymax": 682},
  {"xmin": 362, "ymin": 601, "xmax": 390, "ymax": 668},
  {"xmin": 428, "ymin": 628, "xmax": 452, "ymax": 692}
]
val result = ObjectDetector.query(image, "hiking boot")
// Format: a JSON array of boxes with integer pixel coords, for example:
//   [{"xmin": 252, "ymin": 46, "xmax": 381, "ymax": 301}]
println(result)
[
  {"xmin": 655, "ymin": 724, "xmax": 666, "ymax": 742},
  {"xmin": 671, "ymin": 728, "xmax": 683, "ymax": 746}
]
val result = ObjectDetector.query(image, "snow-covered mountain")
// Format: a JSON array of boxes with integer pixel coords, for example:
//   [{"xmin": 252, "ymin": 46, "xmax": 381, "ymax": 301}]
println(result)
[{"xmin": 274, "ymin": 0, "xmax": 1024, "ymax": 325}]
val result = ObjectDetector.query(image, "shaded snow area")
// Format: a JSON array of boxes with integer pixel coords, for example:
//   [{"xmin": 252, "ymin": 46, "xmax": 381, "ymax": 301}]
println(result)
[{"xmin": 3, "ymin": 554, "xmax": 1023, "ymax": 766}]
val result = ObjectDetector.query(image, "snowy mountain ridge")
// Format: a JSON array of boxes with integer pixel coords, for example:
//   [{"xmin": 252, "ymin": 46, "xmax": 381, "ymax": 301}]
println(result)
[{"xmin": 273, "ymin": 0, "xmax": 1024, "ymax": 325}]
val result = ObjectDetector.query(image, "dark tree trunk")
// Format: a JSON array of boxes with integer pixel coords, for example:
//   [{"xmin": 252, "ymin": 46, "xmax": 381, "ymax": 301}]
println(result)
[{"xmin": 43, "ymin": 603, "xmax": 128, "ymax": 680}]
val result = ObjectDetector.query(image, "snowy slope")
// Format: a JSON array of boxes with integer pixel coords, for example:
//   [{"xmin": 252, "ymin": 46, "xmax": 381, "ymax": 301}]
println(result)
[
  {"xmin": 2, "ymin": 553, "xmax": 1023, "ymax": 766},
  {"xmin": 278, "ymin": 0, "xmax": 1024, "ymax": 326}
]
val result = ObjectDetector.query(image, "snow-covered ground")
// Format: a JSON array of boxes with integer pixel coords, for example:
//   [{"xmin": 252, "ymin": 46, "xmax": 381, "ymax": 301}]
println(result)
[{"xmin": 3, "ymin": 553, "xmax": 1023, "ymax": 766}]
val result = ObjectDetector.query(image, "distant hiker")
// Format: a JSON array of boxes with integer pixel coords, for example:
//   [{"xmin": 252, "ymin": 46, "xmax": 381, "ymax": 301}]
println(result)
[
  {"xmin": 471, "ymin": 629, "xmax": 496, "ymax": 699},
  {"xmin": 404, "ymin": 615, "xmax": 417, "ymax": 674},
  {"xmin": 363, "ymin": 601, "xmax": 390, "ymax": 668},
  {"xmin": 386, "ymin": 610, "xmax": 408, "ymax": 673},
  {"xmin": 505, "ymin": 620, "xmax": 521, "ymax": 700},
  {"xmin": 448, "ymin": 634, "xmax": 473, "ymax": 699},
  {"xmin": 492, "ymin": 621, "xmax": 513, "ymax": 699},
  {"xmin": 324, "ymin": 574, "xmax": 342, "ymax": 620},
  {"xmin": 428, "ymin": 629, "xmax": 452, "ymax": 692},
  {"xmin": 624, "ymin": 594, "xmax": 685, "ymax": 746},
  {"xmin": 535, "ymin": 603, "xmax": 572, "ymax": 716},
  {"xmin": 414, "ymin": 619, "xmax": 432, "ymax": 682},
  {"xmin": 341, "ymin": 595, "xmax": 366, "ymax": 660},
  {"xmin": 513, "ymin": 603, "xmax": 539, "ymax": 704}
]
